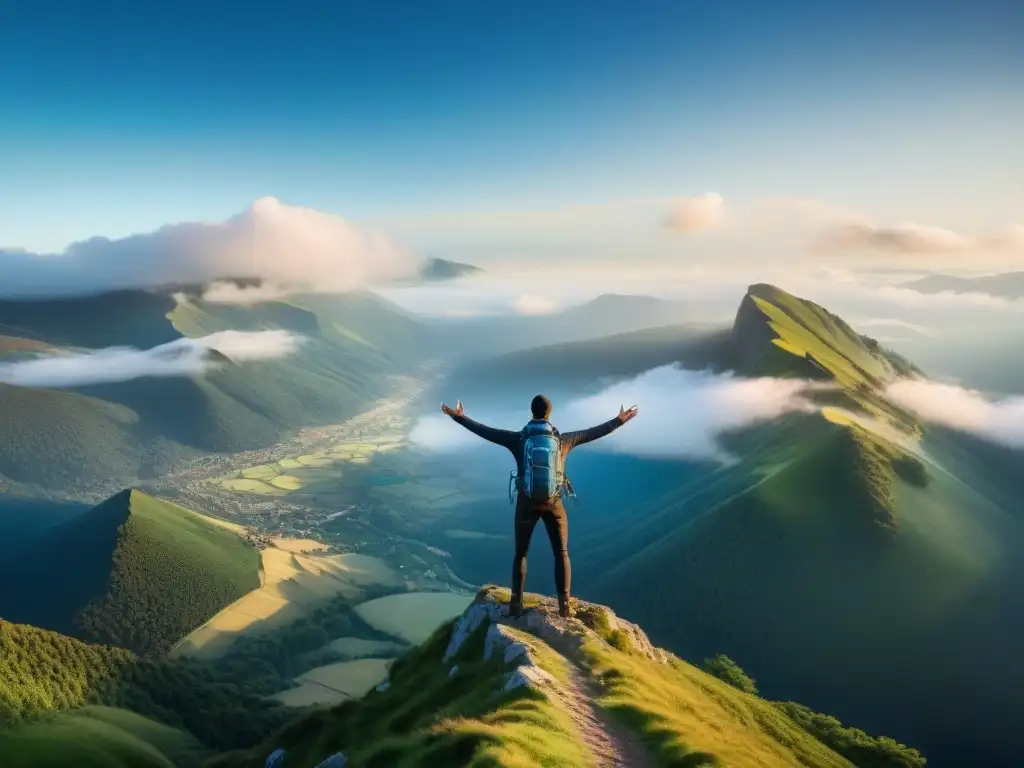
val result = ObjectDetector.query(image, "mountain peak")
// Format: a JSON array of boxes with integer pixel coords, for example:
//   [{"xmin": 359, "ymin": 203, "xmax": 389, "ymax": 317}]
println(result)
[
  {"xmin": 419, "ymin": 258, "xmax": 483, "ymax": 282},
  {"xmin": 732, "ymin": 282, "xmax": 905, "ymax": 386}
]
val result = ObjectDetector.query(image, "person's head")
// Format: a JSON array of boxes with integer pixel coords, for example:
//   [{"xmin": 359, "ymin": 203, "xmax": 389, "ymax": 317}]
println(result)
[{"xmin": 530, "ymin": 394, "xmax": 552, "ymax": 420}]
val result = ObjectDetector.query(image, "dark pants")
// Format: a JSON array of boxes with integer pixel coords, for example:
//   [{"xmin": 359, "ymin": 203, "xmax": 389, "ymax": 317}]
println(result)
[{"xmin": 512, "ymin": 497, "xmax": 570, "ymax": 603}]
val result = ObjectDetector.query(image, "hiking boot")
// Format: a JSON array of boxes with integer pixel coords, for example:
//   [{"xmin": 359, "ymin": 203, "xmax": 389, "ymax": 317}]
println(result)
[
  {"xmin": 558, "ymin": 598, "xmax": 575, "ymax": 619},
  {"xmin": 507, "ymin": 597, "xmax": 524, "ymax": 618}
]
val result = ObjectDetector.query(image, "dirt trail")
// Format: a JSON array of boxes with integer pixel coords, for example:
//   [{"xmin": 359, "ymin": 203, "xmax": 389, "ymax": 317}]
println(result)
[
  {"xmin": 554, "ymin": 661, "xmax": 655, "ymax": 768},
  {"xmin": 491, "ymin": 592, "xmax": 660, "ymax": 768}
]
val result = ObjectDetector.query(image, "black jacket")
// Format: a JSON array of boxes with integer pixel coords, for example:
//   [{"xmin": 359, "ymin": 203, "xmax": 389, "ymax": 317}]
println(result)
[{"xmin": 450, "ymin": 414, "xmax": 623, "ymax": 504}]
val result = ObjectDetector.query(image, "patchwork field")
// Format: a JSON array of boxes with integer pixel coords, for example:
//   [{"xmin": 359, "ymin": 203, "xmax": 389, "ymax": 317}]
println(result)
[
  {"xmin": 171, "ymin": 549, "xmax": 403, "ymax": 660},
  {"xmin": 352, "ymin": 591, "xmax": 474, "ymax": 644},
  {"xmin": 272, "ymin": 658, "xmax": 392, "ymax": 707},
  {"xmin": 210, "ymin": 437, "xmax": 412, "ymax": 497}
]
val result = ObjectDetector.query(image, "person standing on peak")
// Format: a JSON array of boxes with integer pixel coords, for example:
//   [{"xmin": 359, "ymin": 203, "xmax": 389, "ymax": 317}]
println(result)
[{"xmin": 440, "ymin": 394, "xmax": 638, "ymax": 618}]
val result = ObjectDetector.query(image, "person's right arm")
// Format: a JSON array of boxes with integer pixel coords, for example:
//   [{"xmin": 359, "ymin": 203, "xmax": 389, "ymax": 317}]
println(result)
[{"xmin": 442, "ymin": 401, "xmax": 518, "ymax": 450}]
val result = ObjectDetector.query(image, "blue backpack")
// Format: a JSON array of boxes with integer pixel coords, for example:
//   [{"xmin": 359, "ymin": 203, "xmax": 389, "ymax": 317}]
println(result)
[{"xmin": 509, "ymin": 421, "xmax": 575, "ymax": 504}]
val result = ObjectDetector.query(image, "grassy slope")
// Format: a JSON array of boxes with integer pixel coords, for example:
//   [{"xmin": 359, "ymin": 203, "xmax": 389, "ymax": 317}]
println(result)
[
  {"xmin": 580, "ymin": 284, "xmax": 1023, "ymax": 766},
  {"xmin": 0, "ymin": 383, "xmax": 143, "ymax": 490},
  {"xmin": 210, "ymin": 588, "xmax": 920, "ymax": 768},
  {"xmin": 0, "ymin": 706, "xmax": 207, "ymax": 768},
  {"xmin": 0, "ymin": 619, "xmax": 134, "ymax": 723},
  {"xmin": 0, "ymin": 288, "xmax": 428, "ymax": 493},
  {"xmin": 0, "ymin": 614, "xmax": 293, "ymax": 754},
  {"xmin": 0, "ymin": 490, "xmax": 261, "ymax": 655}
]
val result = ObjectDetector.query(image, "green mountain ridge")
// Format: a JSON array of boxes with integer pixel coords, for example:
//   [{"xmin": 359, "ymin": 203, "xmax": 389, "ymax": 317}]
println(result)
[
  {"xmin": 0, "ymin": 614, "xmax": 293, "ymax": 760},
  {"xmin": 561, "ymin": 284, "xmax": 1024, "ymax": 767},
  {"xmin": 210, "ymin": 587, "xmax": 923, "ymax": 768},
  {"xmin": 0, "ymin": 489, "xmax": 261, "ymax": 655},
  {"xmin": 0, "ymin": 288, "xmax": 430, "ymax": 495}
]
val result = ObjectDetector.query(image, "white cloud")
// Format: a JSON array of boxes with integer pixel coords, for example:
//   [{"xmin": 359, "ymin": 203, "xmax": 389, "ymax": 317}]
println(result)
[
  {"xmin": 511, "ymin": 294, "xmax": 560, "ymax": 315},
  {"xmin": 818, "ymin": 221, "xmax": 973, "ymax": 254},
  {"xmin": 664, "ymin": 193, "xmax": 725, "ymax": 233},
  {"xmin": 854, "ymin": 318, "xmax": 936, "ymax": 337},
  {"xmin": 983, "ymin": 225, "xmax": 1024, "ymax": 251},
  {"xmin": 200, "ymin": 280, "xmax": 293, "ymax": 305},
  {"xmin": 886, "ymin": 379, "xmax": 1024, "ymax": 448},
  {"xmin": 410, "ymin": 365, "xmax": 821, "ymax": 462},
  {"xmin": 0, "ymin": 330, "xmax": 302, "ymax": 388},
  {"xmin": 0, "ymin": 197, "xmax": 421, "ymax": 299},
  {"xmin": 815, "ymin": 219, "xmax": 1024, "ymax": 257},
  {"xmin": 561, "ymin": 366, "xmax": 820, "ymax": 460}
]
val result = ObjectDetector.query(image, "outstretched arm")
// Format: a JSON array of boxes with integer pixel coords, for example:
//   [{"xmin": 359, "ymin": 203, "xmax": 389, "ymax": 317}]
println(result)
[
  {"xmin": 561, "ymin": 404, "xmax": 638, "ymax": 452},
  {"xmin": 441, "ymin": 400, "xmax": 519, "ymax": 450}
]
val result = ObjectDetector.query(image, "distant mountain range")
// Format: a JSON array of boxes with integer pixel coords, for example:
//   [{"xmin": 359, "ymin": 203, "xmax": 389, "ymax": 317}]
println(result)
[
  {"xmin": 433, "ymin": 292, "xmax": 694, "ymax": 359},
  {"xmin": 418, "ymin": 257, "xmax": 483, "ymax": 281},
  {"xmin": 901, "ymin": 271, "xmax": 1024, "ymax": 299},
  {"xmin": 0, "ymin": 286, "xmax": 430, "ymax": 497}
]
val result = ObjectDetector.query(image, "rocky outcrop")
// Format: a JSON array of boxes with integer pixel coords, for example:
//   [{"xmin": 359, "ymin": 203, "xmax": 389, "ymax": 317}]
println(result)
[
  {"xmin": 444, "ymin": 587, "xmax": 669, "ymax": 696},
  {"xmin": 264, "ymin": 748, "xmax": 347, "ymax": 768}
]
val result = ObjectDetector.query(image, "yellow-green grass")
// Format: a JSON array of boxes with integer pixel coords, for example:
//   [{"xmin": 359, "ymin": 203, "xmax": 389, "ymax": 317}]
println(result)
[
  {"xmin": 279, "ymin": 458, "xmax": 304, "ymax": 470},
  {"xmin": 172, "ymin": 551, "xmax": 402, "ymax": 660},
  {"xmin": 297, "ymin": 455, "xmax": 337, "ymax": 467},
  {"xmin": 206, "ymin": 619, "xmax": 592, "ymax": 768},
  {"xmin": 241, "ymin": 464, "xmax": 278, "ymax": 480},
  {"xmin": 220, "ymin": 478, "xmax": 286, "ymax": 495},
  {"xmin": 749, "ymin": 289, "xmax": 921, "ymax": 435},
  {"xmin": 581, "ymin": 639, "xmax": 854, "ymax": 767},
  {"xmin": 0, "ymin": 706, "xmax": 207, "ymax": 768},
  {"xmin": 754, "ymin": 296, "xmax": 869, "ymax": 389},
  {"xmin": 353, "ymin": 592, "xmax": 475, "ymax": 644},
  {"xmin": 269, "ymin": 475, "xmax": 306, "ymax": 491},
  {"xmin": 332, "ymin": 443, "xmax": 378, "ymax": 454},
  {"xmin": 273, "ymin": 659, "xmax": 393, "ymax": 706}
]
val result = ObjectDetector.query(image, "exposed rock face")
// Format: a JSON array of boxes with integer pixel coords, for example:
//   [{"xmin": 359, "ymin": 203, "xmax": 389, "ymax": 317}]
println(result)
[{"xmin": 444, "ymin": 587, "xmax": 670, "ymax": 696}]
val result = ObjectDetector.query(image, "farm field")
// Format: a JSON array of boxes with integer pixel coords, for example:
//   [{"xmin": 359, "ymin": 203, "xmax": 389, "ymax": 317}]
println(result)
[
  {"xmin": 272, "ymin": 658, "xmax": 393, "ymax": 707},
  {"xmin": 353, "ymin": 591, "xmax": 475, "ymax": 644},
  {"xmin": 172, "ymin": 548, "xmax": 403, "ymax": 660},
  {"xmin": 314, "ymin": 636, "xmax": 406, "ymax": 660}
]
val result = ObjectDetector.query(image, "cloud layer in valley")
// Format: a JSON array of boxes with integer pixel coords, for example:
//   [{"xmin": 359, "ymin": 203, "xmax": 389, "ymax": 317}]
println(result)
[
  {"xmin": 410, "ymin": 365, "xmax": 821, "ymax": 462},
  {"xmin": 885, "ymin": 379, "xmax": 1024, "ymax": 449},
  {"xmin": 0, "ymin": 330, "xmax": 302, "ymax": 388},
  {"xmin": 0, "ymin": 197, "xmax": 421, "ymax": 299}
]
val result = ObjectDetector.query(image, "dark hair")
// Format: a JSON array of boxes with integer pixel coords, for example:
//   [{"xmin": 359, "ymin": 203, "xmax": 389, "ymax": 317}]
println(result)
[{"xmin": 531, "ymin": 394, "xmax": 552, "ymax": 419}]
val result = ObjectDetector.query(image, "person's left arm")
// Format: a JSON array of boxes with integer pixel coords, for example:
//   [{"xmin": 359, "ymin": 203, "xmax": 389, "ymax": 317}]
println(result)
[{"xmin": 560, "ymin": 405, "xmax": 638, "ymax": 452}]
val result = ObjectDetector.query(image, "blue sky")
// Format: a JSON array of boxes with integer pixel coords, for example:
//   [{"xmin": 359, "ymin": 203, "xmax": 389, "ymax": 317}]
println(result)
[{"xmin": 2, "ymin": 0, "xmax": 1022, "ymax": 260}]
